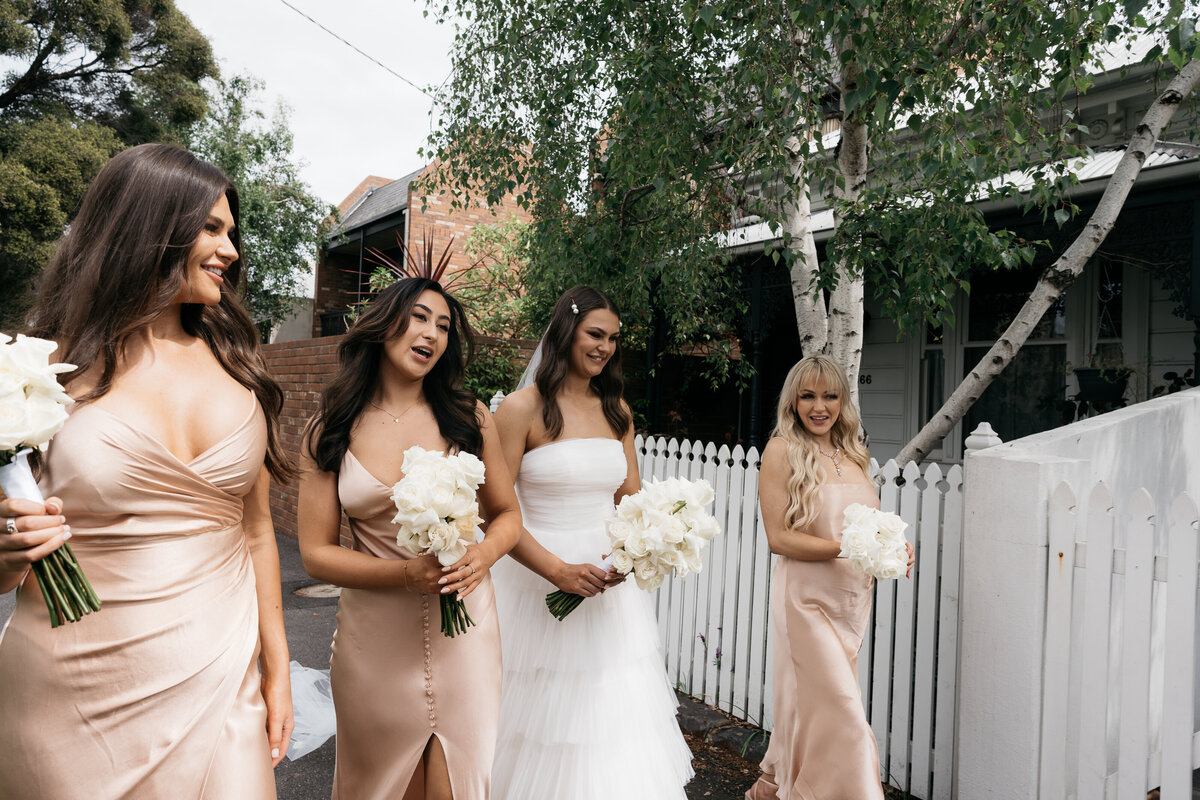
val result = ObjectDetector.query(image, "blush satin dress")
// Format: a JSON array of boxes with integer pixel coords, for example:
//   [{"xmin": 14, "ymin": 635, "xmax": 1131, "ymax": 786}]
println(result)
[
  {"xmin": 328, "ymin": 449, "xmax": 502, "ymax": 800},
  {"xmin": 747, "ymin": 481, "xmax": 885, "ymax": 800},
  {"xmin": 0, "ymin": 396, "xmax": 276, "ymax": 800}
]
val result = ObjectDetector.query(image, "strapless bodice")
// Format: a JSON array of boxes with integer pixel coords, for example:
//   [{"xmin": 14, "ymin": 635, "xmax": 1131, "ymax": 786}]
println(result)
[{"xmin": 516, "ymin": 438, "xmax": 626, "ymax": 531}]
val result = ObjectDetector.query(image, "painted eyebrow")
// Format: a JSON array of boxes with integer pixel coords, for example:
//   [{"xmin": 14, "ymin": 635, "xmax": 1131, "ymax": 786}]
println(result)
[
  {"xmin": 414, "ymin": 302, "xmax": 451, "ymax": 322},
  {"xmin": 207, "ymin": 215, "xmax": 236, "ymax": 234}
]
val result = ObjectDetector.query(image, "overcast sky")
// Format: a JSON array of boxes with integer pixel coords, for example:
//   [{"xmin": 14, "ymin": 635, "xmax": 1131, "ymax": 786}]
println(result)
[{"xmin": 175, "ymin": 0, "xmax": 455, "ymax": 205}]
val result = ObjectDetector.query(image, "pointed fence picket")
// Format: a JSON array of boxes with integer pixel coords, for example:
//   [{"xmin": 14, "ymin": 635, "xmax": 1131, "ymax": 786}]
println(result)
[
  {"xmin": 1038, "ymin": 482, "xmax": 1200, "ymax": 800},
  {"xmin": 633, "ymin": 435, "xmax": 965, "ymax": 799}
]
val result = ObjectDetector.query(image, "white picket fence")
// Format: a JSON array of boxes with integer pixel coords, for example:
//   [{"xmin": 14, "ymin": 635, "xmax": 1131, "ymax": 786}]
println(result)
[
  {"xmin": 633, "ymin": 434, "xmax": 965, "ymax": 800},
  {"xmin": 1040, "ymin": 482, "xmax": 1200, "ymax": 800}
]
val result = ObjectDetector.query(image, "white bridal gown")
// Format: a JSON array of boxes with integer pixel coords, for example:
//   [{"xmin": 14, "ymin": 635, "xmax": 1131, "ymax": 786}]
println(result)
[{"xmin": 490, "ymin": 437, "xmax": 694, "ymax": 799}]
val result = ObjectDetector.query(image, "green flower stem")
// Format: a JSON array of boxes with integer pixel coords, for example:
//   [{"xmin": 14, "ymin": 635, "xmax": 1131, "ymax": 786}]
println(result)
[
  {"xmin": 62, "ymin": 543, "xmax": 101, "ymax": 610},
  {"xmin": 47, "ymin": 552, "xmax": 88, "ymax": 615},
  {"xmin": 545, "ymin": 590, "xmax": 586, "ymax": 621},
  {"xmin": 32, "ymin": 565, "xmax": 61, "ymax": 628},
  {"xmin": 36, "ymin": 560, "xmax": 76, "ymax": 623},
  {"xmin": 440, "ymin": 594, "xmax": 475, "ymax": 638}
]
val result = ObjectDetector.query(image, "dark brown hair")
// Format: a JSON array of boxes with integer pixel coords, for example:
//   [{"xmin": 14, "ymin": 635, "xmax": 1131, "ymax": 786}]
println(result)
[
  {"xmin": 307, "ymin": 277, "xmax": 482, "ymax": 472},
  {"xmin": 28, "ymin": 143, "xmax": 295, "ymax": 482},
  {"xmin": 536, "ymin": 285, "xmax": 630, "ymax": 440}
]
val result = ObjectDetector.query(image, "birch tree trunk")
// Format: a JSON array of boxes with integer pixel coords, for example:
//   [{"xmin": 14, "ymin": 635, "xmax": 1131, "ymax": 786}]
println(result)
[
  {"xmin": 896, "ymin": 58, "xmax": 1200, "ymax": 466},
  {"xmin": 829, "ymin": 53, "xmax": 869, "ymax": 403},
  {"xmin": 783, "ymin": 137, "xmax": 829, "ymax": 356}
]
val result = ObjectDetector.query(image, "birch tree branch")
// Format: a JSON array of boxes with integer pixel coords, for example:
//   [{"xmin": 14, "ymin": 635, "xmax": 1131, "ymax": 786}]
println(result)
[{"xmin": 896, "ymin": 58, "xmax": 1200, "ymax": 466}]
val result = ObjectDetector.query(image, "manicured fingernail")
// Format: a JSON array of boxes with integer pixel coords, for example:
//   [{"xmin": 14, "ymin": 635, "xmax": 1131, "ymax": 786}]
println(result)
[
  {"xmin": 60, "ymin": 516, "xmax": 67, "ymax": 524},
  {"xmin": 442, "ymin": 565, "xmax": 452, "ymax": 572},
  {"xmin": 437, "ymin": 577, "xmax": 447, "ymax": 585},
  {"xmin": 271, "ymin": 748, "xmax": 280, "ymax": 759},
  {"xmin": 441, "ymin": 587, "xmax": 452, "ymax": 594},
  {"xmin": 63, "ymin": 530, "xmax": 71, "ymax": 541}
]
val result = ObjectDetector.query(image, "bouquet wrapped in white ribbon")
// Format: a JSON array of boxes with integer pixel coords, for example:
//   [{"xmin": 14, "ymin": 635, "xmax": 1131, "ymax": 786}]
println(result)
[
  {"xmin": 0, "ymin": 333, "xmax": 101, "ymax": 627},
  {"xmin": 390, "ymin": 445, "xmax": 485, "ymax": 637},
  {"xmin": 838, "ymin": 502, "xmax": 909, "ymax": 580},
  {"xmin": 546, "ymin": 476, "xmax": 721, "ymax": 620}
]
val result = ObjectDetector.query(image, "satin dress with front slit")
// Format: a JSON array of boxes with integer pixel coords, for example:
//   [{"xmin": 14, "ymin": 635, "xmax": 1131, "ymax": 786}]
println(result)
[
  {"xmin": 0, "ymin": 395, "xmax": 276, "ymax": 800},
  {"xmin": 329, "ymin": 449, "xmax": 501, "ymax": 800},
  {"xmin": 747, "ymin": 481, "xmax": 884, "ymax": 800}
]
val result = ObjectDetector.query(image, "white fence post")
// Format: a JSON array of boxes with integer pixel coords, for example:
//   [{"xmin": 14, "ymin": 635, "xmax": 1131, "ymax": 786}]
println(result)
[{"xmin": 489, "ymin": 391, "xmax": 505, "ymax": 414}]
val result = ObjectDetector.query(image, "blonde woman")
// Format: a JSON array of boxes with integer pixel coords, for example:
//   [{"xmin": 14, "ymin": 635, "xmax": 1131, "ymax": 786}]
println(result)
[{"xmin": 746, "ymin": 355, "xmax": 913, "ymax": 800}]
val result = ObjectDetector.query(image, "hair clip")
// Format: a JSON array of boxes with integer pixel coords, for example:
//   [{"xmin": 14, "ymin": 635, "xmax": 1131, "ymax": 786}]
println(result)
[{"xmin": 570, "ymin": 300, "xmax": 579, "ymax": 315}]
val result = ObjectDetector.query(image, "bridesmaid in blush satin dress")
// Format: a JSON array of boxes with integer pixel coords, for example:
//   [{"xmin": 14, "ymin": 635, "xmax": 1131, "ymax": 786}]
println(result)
[
  {"xmin": 298, "ymin": 276, "xmax": 521, "ymax": 800},
  {"xmin": 0, "ymin": 144, "xmax": 296, "ymax": 799},
  {"xmin": 746, "ymin": 355, "xmax": 913, "ymax": 800}
]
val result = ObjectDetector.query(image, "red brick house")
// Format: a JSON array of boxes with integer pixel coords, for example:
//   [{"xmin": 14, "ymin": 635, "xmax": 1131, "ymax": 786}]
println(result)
[{"xmin": 312, "ymin": 162, "xmax": 532, "ymax": 337}]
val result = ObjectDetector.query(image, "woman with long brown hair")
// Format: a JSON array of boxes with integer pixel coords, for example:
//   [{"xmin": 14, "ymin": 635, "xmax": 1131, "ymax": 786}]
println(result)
[
  {"xmin": 746, "ymin": 355, "xmax": 913, "ymax": 800},
  {"xmin": 0, "ymin": 143, "xmax": 294, "ymax": 798},
  {"xmin": 489, "ymin": 286, "xmax": 693, "ymax": 799},
  {"xmin": 297, "ymin": 275, "xmax": 522, "ymax": 800}
]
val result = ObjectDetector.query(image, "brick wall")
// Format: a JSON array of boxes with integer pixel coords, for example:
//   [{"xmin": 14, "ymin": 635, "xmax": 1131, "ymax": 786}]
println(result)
[
  {"xmin": 263, "ymin": 336, "xmax": 344, "ymax": 541},
  {"xmin": 410, "ymin": 160, "xmax": 535, "ymax": 283}
]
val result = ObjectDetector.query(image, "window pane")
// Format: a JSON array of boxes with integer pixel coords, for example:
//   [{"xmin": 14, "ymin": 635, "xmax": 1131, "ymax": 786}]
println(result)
[
  {"xmin": 963, "ymin": 344, "xmax": 1068, "ymax": 443},
  {"xmin": 921, "ymin": 349, "xmax": 945, "ymax": 427},
  {"xmin": 968, "ymin": 266, "xmax": 1066, "ymax": 342}
]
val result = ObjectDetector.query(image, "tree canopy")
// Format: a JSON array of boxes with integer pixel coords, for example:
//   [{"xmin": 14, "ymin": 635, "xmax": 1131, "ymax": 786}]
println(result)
[
  {"xmin": 185, "ymin": 75, "xmax": 331, "ymax": 339},
  {"xmin": 0, "ymin": 0, "xmax": 216, "ymax": 327},
  {"xmin": 424, "ymin": 0, "xmax": 1195, "ymax": 392}
]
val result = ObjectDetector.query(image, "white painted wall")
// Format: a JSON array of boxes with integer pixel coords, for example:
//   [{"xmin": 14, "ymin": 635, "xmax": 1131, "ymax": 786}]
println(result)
[{"xmin": 956, "ymin": 387, "xmax": 1200, "ymax": 798}]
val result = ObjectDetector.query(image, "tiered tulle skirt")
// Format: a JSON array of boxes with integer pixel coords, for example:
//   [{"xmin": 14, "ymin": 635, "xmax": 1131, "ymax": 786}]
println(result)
[{"xmin": 491, "ymin": 547, "xmax": 694, "ymax": 800}]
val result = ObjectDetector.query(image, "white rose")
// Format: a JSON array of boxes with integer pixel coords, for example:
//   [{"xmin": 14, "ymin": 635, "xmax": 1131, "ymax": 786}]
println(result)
[
  {"xmin": 842, "ymin": 503, "xmax": 877, "ymax": 531},
  {"xmin": 2, "ymin": 335, "xmax": 75, "ymax": 403},
  {"xmin": 607, "ymin": 518, "xmax": 634, "ymax": 547},
  {"xmin": 451, "ymin": 451, "xmax": 485, "ymax": 489},
  {"xmin": 19, "ymin": 391, "xmax": 70, "ymax": 451},
  {"xmin": 623, "ymin": 529, "xmax": 650, "ymax": 558},
  {"xmin": 611, "ymin": 548, "xmax": 634, "ymax": 574},
  {"xmin": 678, "ymin": 478, "xmax": 715, "ymax": 510},
  {"xmin": 0, "ymin": 385, "xmax": 34, "ymax": 451},
  {"xmin": 634, "ymin": 560, "xmax": 665, "ymax": 591},
  {"xmin": 681, "ymin": 535, "xmax": 705, "ymax": 573},
  {"xmin": 876, "ymin": 511, "xmax": 908, "ymax": 542}
]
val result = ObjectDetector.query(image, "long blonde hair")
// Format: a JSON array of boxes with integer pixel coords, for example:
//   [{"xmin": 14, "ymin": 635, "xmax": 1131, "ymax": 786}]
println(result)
[{"xmin": 772, "ymin": 354, "xmax": 870, "ymax": 531}]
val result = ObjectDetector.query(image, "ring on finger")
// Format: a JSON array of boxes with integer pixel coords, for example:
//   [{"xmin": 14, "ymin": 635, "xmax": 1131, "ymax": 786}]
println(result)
[
  {"xmin": 4, "ymin": 517, "xmax": 16, "ymax": 535},
  {"xmin": 469, "ymin": 564, "xmax": 476, "ymax": 575}
]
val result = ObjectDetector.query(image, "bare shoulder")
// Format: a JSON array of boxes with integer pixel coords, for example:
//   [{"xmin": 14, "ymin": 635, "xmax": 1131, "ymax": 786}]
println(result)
[
  {"xmin": 760, "ymin": 437, "xmax": 790, "ymax": 473},
  {"xmin": 473, "ymin": 399, "xmax": 494, "ymax": 429},
  {"xmin": 495, "ymin": 385, "xmax": 542, "ymax": 420}
]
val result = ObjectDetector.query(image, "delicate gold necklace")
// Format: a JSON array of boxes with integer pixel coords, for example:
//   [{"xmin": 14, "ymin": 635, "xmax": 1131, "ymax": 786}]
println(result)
[
  {"xmin": 818, "ymin": 446, "xmax": 843, "ymax": 477},
  {"xmin": 368, "ymin": 398, "xmax": 418, "ymax": 423}
]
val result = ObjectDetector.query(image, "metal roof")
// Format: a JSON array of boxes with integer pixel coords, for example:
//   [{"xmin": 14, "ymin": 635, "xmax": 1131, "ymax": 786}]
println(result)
[
  {"xmin": 718, "ymin": 142, "xmax": 1198, "ymax": 251},
  {"xmin": 328, "ymin": 166, "xmax": 424, "ymax": 239}
]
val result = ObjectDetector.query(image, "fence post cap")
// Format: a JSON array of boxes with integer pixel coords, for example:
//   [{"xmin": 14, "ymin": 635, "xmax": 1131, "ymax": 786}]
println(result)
[
  {"xmin": 489, "ymin": 391, "xmax": 506, "ymax": 414},
  {"xmin": 964, "ymin": 422, "xmax": 1002, "ymax": 452}
]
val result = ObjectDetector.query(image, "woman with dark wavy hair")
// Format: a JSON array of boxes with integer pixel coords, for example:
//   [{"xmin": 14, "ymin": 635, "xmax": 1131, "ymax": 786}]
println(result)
[
  {"xmin": 0, "ymin": 143, "xmax": 295, "ymax": 799},
  {"xmin": 298, "ymin": 276, "xmax": 521, "ymax": 800},
  {"xmin": 489, "ymin": 286, "xmax": 693, "ymax": 799}
]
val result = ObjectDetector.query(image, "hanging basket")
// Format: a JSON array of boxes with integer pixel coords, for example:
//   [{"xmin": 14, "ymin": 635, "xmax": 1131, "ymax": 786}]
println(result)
[{"xmin": 1073, "ymin": 367, "xmax": 1131, "ymax": 404}]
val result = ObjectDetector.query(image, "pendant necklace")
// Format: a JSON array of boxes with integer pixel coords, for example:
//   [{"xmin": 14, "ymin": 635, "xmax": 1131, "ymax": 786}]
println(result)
[
  {"xmin": 368, "ymin": 398, "xmax": 417, "ymax": 424},
  {"xmin": 819, "ymin": 446, "xmax": 843, "ymax": 477}
]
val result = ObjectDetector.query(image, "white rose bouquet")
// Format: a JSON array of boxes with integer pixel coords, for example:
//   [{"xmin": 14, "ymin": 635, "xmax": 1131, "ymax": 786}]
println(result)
[
  {"xmin": 546, "ymin": 476, "xmax": 721, "ymax": 621},
  {"xmin": 837, "ymin": 502, "xmax": 909, "ymax": 580},
  {"xmin": 390, "ymin": 446, "xmax": 485, "ymax": 637},
  {"xmin": 0, "ymin": 333, "xmax": 101, "ymax": 627}
]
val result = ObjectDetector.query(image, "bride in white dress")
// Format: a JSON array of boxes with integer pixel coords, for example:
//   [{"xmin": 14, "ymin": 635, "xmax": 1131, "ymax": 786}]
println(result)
[{"xmin": 490, "ymin": 286, "xmax": 693, "ymax": 799}]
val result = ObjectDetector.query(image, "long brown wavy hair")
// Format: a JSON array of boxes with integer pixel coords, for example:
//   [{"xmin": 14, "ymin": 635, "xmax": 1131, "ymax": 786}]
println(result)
[
  {"xmin": 772, "ymin": 354, "xmax": 870, "ymax": 531},
  {"xmin": 27, "ymin": 143, "xmax": 295, "ymax": 483},
  {"xmin": 535, "ymin": 285, "xmax": 630, "ymax": 440},
  {"xmin": 307, "ymin": 277, "xmax": 482, "ymax": 473}
]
